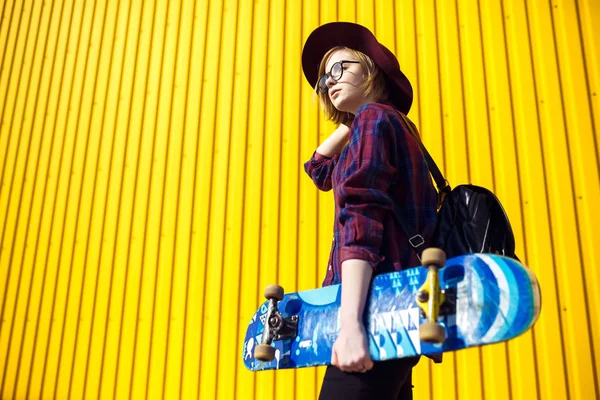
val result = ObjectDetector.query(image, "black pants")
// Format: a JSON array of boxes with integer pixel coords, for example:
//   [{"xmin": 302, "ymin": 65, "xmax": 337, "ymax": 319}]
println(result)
[{"xmin": 318, "ymin": 357, "xmax": 419, "ymax": 400}]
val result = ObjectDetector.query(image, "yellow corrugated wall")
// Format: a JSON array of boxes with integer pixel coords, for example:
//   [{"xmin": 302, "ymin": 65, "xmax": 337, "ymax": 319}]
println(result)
[{"xmin": 0, "ymin": 0, "xmax": 598, "ymax": 399}]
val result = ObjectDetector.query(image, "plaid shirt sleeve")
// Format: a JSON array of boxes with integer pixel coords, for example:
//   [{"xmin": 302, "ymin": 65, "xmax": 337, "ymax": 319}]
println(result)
[
  {"xmin": 304, "ymin": 151, "xmax": 339, "ymax": 192},
  {"xmin": 337, "ymin": 106, "xmax": 397, "ymax": 267}
]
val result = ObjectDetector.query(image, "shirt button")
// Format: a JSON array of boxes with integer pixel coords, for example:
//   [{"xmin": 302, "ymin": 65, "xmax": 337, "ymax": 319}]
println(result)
[{"xmin": 328, "ymin": 265, "xmax": 332, "ymax": 270}]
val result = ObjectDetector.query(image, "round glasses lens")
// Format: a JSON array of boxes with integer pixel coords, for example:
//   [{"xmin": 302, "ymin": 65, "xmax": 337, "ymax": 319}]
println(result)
[
  {"xmin": 318, "ymin": 75, "xmax": 328, "ymax": 93},
  {"xmin": 331, "ymin": 62, "xmax": 343, "ymax": 80}
]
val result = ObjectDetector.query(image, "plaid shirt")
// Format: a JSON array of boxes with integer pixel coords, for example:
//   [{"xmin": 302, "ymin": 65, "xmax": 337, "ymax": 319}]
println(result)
[{"xmin": 304, "ymin": 101, "xmax": 438, "ymax": 287}]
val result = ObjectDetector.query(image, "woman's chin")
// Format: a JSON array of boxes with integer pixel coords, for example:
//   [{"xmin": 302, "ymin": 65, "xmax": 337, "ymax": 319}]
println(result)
[{"xmin": 332, "ymin": 99, "xmax": 349, "ymax": 113}]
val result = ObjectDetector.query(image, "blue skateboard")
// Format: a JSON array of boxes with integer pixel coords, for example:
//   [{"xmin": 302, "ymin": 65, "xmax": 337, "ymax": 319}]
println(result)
[{"xmin": 242, "ymin": 250, "xmax": 541, "ymax": 371}]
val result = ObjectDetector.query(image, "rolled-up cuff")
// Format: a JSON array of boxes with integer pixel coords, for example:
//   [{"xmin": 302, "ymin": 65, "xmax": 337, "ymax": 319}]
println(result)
[
  {"xmin": 310, "ymin": 151, "xmax": 337, "ymax": 163},
  {"xmin": 339, "ymin": 246, "xmax": 384, "ymax": 268}
]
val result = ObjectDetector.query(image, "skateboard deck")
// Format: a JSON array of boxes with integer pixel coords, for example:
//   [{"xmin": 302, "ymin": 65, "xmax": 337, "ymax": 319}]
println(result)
[{"xmin": 242, "ymin": 253, "xmax": 541, "ymax": 371}]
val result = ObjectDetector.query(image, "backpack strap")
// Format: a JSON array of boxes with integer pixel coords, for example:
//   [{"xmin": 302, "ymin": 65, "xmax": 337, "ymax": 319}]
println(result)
[
  {"xmin": 394, "ymin": 114, "xmax": 451, "ymax": 259},
  {"xmin": 394, "ymin": 114, "xmax": 448, "ymax": 365},
  {"xmin": 398, "ymin": 114, "xmax": 451, "ymax": 195},
  {"xmin": 392, "ymin": 202, "xmax": 427, "ymax": 260}
]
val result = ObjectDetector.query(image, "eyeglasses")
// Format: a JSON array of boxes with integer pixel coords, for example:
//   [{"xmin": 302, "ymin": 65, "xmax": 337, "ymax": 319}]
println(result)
[{"xmin": 316, "ymin": 60, "xmax": 361, "ymax": 94}]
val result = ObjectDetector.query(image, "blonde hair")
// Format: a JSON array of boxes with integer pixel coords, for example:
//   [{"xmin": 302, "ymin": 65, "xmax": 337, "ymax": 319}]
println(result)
[{"xmin": 316, "ymin": 46, "xmax": 389, "ymax": 124}]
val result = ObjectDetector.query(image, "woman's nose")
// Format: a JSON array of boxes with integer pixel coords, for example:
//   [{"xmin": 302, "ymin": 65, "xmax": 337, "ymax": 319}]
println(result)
[{"xmin": 326, "ymin": 74, "xmax": 336, "ymax": 88}]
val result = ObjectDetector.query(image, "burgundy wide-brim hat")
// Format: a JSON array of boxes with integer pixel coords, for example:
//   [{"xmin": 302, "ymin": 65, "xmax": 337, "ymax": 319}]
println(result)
[{"xmin": 302, "ymin": 22, "xmax": 413, "ymax": 114}]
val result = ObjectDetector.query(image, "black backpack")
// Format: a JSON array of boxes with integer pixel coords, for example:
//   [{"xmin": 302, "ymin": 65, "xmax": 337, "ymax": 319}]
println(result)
[{"xmin": 397, "ymin": 114, "xmax": 519, "ymax": 261}]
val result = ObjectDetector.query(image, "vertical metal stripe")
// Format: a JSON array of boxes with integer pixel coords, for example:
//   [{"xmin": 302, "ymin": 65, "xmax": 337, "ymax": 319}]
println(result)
[
  {"xmin": 232, "ymin": 0, "xmax": 258, "ymax": 395},
  {"xmin": 34, "ymin": 0, "xmax": 86, "ymax": 397},
  {"xmin": 51, "ymin": 0, "xmax": 105, "ymax": 397},
  {"xmin": 172, "ymin": 0, "xmax": 212, "ymax": 398},
  {"xmin": 128, "ymin": 0, "xmax": 166, "ymax": 396},
  {"xmin": 64, "ymin": 0, "xmax": 112, "ymax": 396},
  {"xmin": 120, "ymin": 1, "xmax": 157, "ymax": 398},
  {"xmin": 0, "ymin": 0, "xmax": 44, "ymax": 396},
  {"xmin": 0, "ymin": 0, "xmax": 19, "ymax": 183},
  {"xmin": 1, "ymin": 0, "xmax": 57, "ymax": 398},
  {"xmin": 66, "ymin": 0, "xmax": 122, "ymax": 398},
  {"xmin": 22, "ymin": 0, "xmax": 73, "ymax": 397},
  {"xmin": 10, "ymin": 0, "xmax": 65, "ymax": 396},
  {"xmin": 143, "ymin": 0, "xmax": 182, "ymax": 396},
  {"xmin": 0, "ymin": 0, "xmax": 32, "ymax": 329},
  {"xmin": 0, "ymin": 0, "xmax": 26, "ymax": 144},
  {"xmin": 0, "ymin": 0, "xmax": 16, "ymax": 66},
  {"xmin": 196, "ymin": 0, "xmax": 228, "ymax": 397},
  {"xmin": 156, "ymin": 0, "xmax": 195, "ymax": 397},
  {"xmin": 100, "ymin": 0, "xmax": 158, "ymax": 396},
  {"xmin": 214, "ymin": 0, "xmax": 246, "ymax": 398},
  {"xmin": 99, "ymin": 1, "xmax": 148, "ymax": 398}
]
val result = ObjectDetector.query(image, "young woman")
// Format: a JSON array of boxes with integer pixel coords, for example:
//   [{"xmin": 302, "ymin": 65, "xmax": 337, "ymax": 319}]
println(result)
[{"xmin": 302, "ymin": 22, "xmax": 439, "ymax": 399}]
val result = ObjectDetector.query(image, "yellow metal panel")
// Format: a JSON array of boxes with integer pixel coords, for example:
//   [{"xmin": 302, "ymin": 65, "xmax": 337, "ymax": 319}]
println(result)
[
  {"xmin": 503, "ymin": 2, "xmax": 568, "ymax": 399},
  {"xmin": 200, "ymin": 0, "xmax": 242, "ymax": 397},
  {"xmin": 111, "ymin": 0, "xmax": 162, "ymax": 397},
  {"xmin": 221, "ymin": 0, "xmax": 253, "ymax": 394},
  {"xmin": 132, "ymin": 0, "xmax": 173, "ymax": 395},
  {"xmin": 46, "ymin": 0, "xmax": 103, "ymax": 395},
  {"xmin": 291, "ymin": 2, "xmax": 325, "ymax": 399},
  {"xmin": 552, "ymin": 1, "xmax": 600, "ymax": 396},
  {"xmin": 234, "ymin": 0, "xmax": 272, "ymax": 398},
  {"xmin": 0, "ymin": 0, "xmax": 25, "ymax": 200},
  {"xmin": 145, "ymin": 0, "xmax": 185, "ymax": 396},
  {"xmin": 574, "ymin": 0, "xmax": 600, "ymax": 375},
  {"xmin": 0, "ymin": 0, "xmax": 34, "ymax": 329},
  {"xmin": 316, "ymin": 0, "xmax": 345, "ymax": 392},
  {"xmin": 578, "ymin": 0, "xmax": 599, "ymax": 162},
  {"xmin": 527, "ymin": 0, "xmax": 597, "ymax": 398},
  {"xmin": 0, "ymin": 0, "xmax": 48, "ymax": 397},
  {"xmin": 415, "ymin": 0, "xmax": 446, "ymax": 174},
  {"xmin": 177, "ymin": 0, "xmax": 210, "ymax": 399},
  {"xmin": 101, "ymin": 0, "xmax": 152, "ymax": 398},
  {"xmin": 1, "ymin": 1, "xmax": 599, "ymax": 399},
  {"xmin": 257, "ymin": 1, "xmax": 287, "ymax": 398},
  {"xmin": 0, "ymin": 0, "xmax": 17, "ymax": 76},
  {"xmin": 457, "ymin": 2, "xmax": 492, "ymax": 399},
  {"xmin": 57, "ymin": 0, "xmax": 114, "ymax": 398},
  {"xmin": 160, "ymin": 0, "xmax": 196, "ymax": 397},
  {"xmin": 78, "ymin": 0, "xmax": 136, "ymax": 397},
  {"xmin": 416, "ymin": 2, "xmax": 460, "ymax": 398},
  {"xmin": 479, "ymin": 1, "xmax": 538, "ymax": 399},
  {"xmin": 10, "ymin": 0, "xmax": 63, "ymax": 396},
  {"xmin": 276, "ymin": 1, "xmax": 303, "ymax": 399},
  {"xmin": 67, "ymin": 0, "xmax": 122, "ymax": 397}
]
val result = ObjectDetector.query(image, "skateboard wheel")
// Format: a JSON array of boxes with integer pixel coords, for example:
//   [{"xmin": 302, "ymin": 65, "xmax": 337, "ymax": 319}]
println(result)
[
  {"xmin": 419, "ymin": 321, "xmax": 446, "ymax": 343},
  {"xmin": 422, "ymin": 248, "xmax": 446, "ymax": 269},
  {"xmin": 254, "ymin": 344, "xmax": 276, "ymax": 362},
  {"xmin": 264, "ymin": 284, "xmax": 284, "ymax": 301}
]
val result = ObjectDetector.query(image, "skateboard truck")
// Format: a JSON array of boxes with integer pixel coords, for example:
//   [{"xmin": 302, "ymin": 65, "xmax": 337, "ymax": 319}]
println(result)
[
  {"xmin": 254, "ymin": 284, "xmax": 298, "ymax": 362},
  {"xmin": 415, "ymin": 248, "xmax": 447, "ymax": 344}
]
